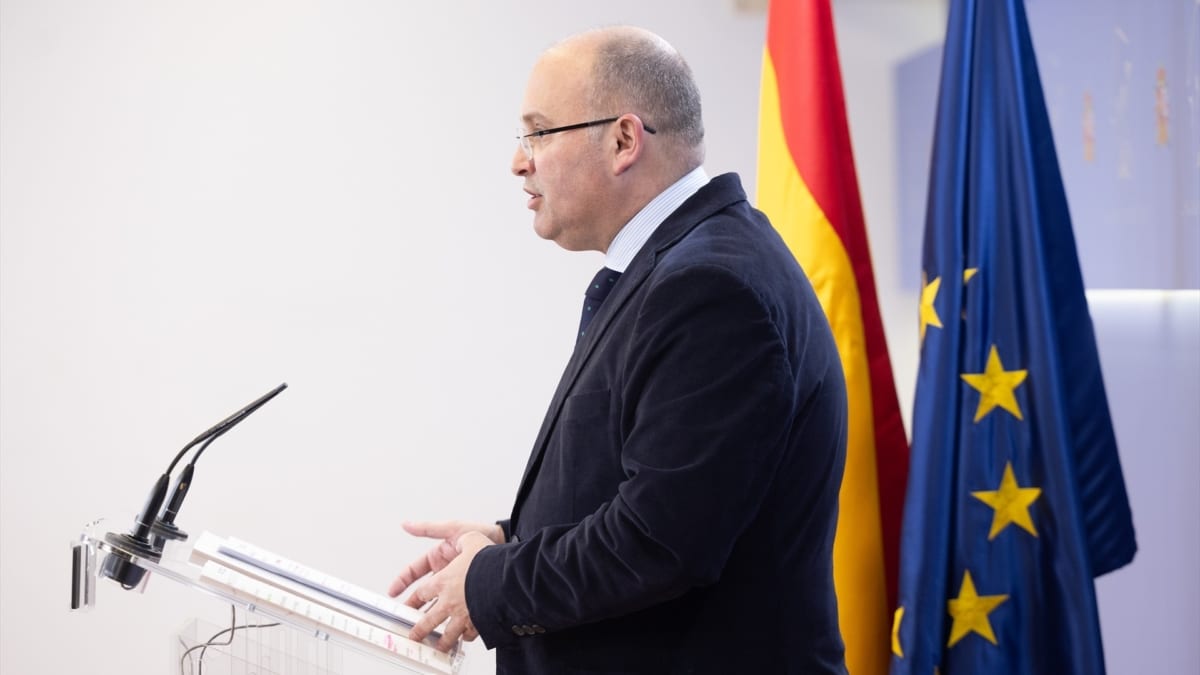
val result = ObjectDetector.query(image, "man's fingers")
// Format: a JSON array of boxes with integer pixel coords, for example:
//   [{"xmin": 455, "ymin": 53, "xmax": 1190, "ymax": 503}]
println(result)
[
  {"xmin": 462, "ymin": 619, "xmax": 479, "ymax": 642},
  {"xmin": 387, "ymin": 556, "xmax": 433, "ymax": 597},
  {"xmin": 403, "ymin": 583, "xmax": 432, "ymax": 609},
  {"xmin": 435, "ymin": 539, "xmax": 458, "ymax": 564},
  {"xmin": 388, "ymin": 538, "xmax": 463, "ymax": 597},
  {"xmin": 402, "ymin": 520, "xmax": 460, "ymax": 540},
  {"xmin": 408, "ymin": 603, "xmax": 447, "ymax": 645},
  {"xmin": 436, "ymin": 615, "xmax": 469, "ymax": 653}
]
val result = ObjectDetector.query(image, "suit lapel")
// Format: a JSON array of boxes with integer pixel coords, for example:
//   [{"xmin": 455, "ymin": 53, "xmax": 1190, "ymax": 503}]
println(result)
[{"xmin": 509, "ymin": 174, "xmax": 748, "ymax": 522}]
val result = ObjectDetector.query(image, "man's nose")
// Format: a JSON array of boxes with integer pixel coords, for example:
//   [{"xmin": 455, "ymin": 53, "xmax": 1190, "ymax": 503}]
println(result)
[{"xmin": 511, "ymin": 146, "xmax": 532, "ymax": 176}]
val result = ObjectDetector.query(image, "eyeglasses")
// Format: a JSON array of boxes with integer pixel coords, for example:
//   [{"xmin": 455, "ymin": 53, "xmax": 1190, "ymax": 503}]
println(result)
[{"xmin": 516, "ymin": 116, "xmax": 657, "ymax": 160}]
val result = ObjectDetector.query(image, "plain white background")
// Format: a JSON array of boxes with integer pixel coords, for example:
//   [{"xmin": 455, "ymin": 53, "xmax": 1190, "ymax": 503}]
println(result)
[{"xmin": 2, "ymin": 1, "xmax": 1194, "ymax": 674}]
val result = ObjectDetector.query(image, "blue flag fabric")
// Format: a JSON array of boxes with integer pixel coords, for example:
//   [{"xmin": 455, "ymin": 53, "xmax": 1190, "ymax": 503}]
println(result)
[{"xmin": 890, "ymin": 1, "xmax": 1137, "ymax": 673}]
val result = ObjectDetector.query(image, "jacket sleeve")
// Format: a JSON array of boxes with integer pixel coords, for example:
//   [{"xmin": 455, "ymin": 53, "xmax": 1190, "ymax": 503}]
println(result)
[{"xmin": 464, "ymin": 264, "xmax": 802, "ymax": 648}]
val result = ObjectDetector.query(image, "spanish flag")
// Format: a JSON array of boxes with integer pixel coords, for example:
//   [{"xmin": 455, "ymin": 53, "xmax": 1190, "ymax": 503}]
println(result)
[{"xmin": 756, "ymin": 2, "xmax": 909, "ymax": 674}]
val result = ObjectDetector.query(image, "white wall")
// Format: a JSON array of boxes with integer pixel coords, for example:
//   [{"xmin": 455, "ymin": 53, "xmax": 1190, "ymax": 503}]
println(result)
[
  {"xmin": 1088, "ymin": 291, "xmax": 1200, "ymax": 674},
  {"xmin": 0, "ymin": 1, "xmax": 943, "ymax": 674}
]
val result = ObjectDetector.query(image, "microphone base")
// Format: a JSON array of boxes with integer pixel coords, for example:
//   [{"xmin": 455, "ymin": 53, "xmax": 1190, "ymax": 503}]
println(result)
[
  {"xmin": 151, "ymin": 519, "xmax": 188, "ymax": 542},
  {"xmin": 100, "ymin": 532, "xmax": 162, "ymax": 589},
  {"xmin": 150, "ymin": 519, "xmax": 188, "ymax": 550},
  {"xmin": 151, "ymin": 516, "xmax": 188, "ymax": 542}
]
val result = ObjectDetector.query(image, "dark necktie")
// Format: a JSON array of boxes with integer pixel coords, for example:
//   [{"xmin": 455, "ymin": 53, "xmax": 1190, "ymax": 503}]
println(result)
[{"xmin": 579, "ymin": 267, "xmax": 622, "ymax": 341}]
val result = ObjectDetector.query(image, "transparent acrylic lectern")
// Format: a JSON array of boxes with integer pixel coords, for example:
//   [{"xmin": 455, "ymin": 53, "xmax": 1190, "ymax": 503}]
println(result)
[{"xmin": 72, "ymin": 519, "xmax": 464, "ymax": 675}]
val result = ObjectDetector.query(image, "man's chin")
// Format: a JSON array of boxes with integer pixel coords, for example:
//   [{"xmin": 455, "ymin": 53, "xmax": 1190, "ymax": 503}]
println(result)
[
  {"xmin": 531, "ymin": 219, "xmax": 558, "ymax": 243},
  {"xmin": 533, "ymin": 220, "xmax": 595, "ymax": 252}
]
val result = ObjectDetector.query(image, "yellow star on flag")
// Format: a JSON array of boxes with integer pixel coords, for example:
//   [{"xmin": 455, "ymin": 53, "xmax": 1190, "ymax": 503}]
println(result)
[
  {"xmin": 947, "ymin": 570, "xmax": 1008, "ymax": 647},
  {"xmin": 960, "ymin": 269, "xmax": 977, "ymax": 320},
  {"xmin": 961, "ymin": 345, "xmax": 1028, "ymax": 422},
  {"xmin": 972, "ymin": 461, "xmax": 1042, "ymax": 539},
  {"xmin": 920, "ymin": 274, "xmax": 943, "ymax": 341},
  {"xmin": 892, "ymin": 606, "xmax": 904, "ymax": 657}
]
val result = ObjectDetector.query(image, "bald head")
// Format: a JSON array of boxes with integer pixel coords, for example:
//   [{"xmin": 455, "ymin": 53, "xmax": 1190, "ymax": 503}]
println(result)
[
  {"xmin": 552, "ymin": 27, "xmax": 706, "ymax": 171},
  {"xmin": 513, "ymin": 27, "xmax": 707, "ymax": 252}
]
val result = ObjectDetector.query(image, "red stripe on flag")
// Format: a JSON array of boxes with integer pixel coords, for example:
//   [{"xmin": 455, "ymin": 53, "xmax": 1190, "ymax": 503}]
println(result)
[{"xmin": 765, "ymin": 0, "xmax": 910, "ymax": 609}]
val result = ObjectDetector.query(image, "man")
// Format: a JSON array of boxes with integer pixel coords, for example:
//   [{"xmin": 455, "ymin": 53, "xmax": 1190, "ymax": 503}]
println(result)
[{"xmin": 388, "ymin": 26, "xmax": 848, "ymax": 674}]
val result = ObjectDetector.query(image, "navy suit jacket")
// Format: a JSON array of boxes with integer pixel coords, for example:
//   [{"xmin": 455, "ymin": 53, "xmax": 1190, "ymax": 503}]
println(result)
[{"xmin": 466, "ymin": 173, "xmax": 848, "ymax": 674}]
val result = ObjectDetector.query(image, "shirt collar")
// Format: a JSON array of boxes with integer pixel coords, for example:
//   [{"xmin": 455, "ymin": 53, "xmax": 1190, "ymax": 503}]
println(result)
[{"xmin": 604, "ymin": 166, "xmax": 710, "ymax": 273}]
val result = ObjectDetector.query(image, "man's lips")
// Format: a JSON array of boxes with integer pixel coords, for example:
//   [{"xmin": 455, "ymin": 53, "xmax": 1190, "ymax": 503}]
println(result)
[{"xmin": 524, "ymin": 188, "xmax": 542, "ymax": 209}]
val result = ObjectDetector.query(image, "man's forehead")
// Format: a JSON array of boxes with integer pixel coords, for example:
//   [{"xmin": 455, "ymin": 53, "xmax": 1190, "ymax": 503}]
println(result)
[
  {"xmin": 532, "ymin": 44, "xmax": 593, "ymax": 88},
  {"xmin": 520, "ymin": 58, "xmax": 590, "ymax": 123}
]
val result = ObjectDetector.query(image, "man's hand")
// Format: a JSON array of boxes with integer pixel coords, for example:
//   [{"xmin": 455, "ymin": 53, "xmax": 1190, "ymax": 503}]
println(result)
[
  {"xmin": 387, "ymin": 521, "xmax": 503, "ymax": 652},
  {"xmin": 387, "ymin": 521, "xmax": 504, "ymax": 598},
  {"xmin": 402, "ymin": 531, "xmax": 494, "ymax": 651}
]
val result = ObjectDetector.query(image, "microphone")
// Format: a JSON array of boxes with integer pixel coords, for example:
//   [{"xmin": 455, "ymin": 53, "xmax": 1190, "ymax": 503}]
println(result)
[
  {"xmin": 152, "ymin": 383, "xmax": 288, "ymax": 544},
  {"xmin": 100, "ymin": 383, "xmax": 288, "ymax": 588}
]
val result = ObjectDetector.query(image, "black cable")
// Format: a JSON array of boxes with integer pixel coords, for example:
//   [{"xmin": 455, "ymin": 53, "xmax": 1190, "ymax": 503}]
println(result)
[{"xmin": 179, "ymin": 605, "xmax": 280, "ymax": 675}]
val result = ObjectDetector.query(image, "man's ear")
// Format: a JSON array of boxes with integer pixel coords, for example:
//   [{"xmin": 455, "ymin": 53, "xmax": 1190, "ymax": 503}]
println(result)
[{"xmin": 611, "ymin": 115, "xmax": 648, "ymax": 175}]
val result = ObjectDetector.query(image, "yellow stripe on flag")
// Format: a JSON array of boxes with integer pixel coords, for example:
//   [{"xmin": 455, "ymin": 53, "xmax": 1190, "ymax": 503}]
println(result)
[{"xmin": 758, "ymin": 50, "xmax": 891, "ymax": 675}]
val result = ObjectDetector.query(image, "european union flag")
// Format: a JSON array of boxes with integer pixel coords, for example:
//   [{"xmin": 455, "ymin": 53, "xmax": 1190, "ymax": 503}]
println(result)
[{"xmin": 890, "ymin": 0, "xmax": 1138, "ymax": 673}]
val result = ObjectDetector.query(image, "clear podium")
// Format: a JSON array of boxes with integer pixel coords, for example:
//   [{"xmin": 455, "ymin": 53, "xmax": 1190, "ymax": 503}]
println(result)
[{"xmin": 71, "ymin": 520, "xmax": 464, "ymax": 675}]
